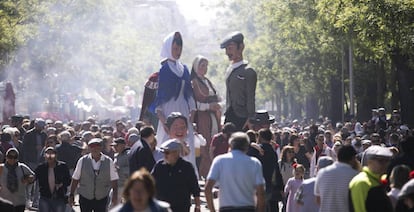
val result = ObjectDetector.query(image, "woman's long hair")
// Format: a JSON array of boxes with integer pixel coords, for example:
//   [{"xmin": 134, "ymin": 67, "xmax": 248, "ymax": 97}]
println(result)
[{"xmin": 280, "ymin": 145, "xmax": 296, "ymax": 170}]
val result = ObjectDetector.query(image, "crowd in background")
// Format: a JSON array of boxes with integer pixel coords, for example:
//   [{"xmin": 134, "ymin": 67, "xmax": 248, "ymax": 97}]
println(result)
[{"xmin": 0, "ymin": 105, "xmax": 412, "ymax": 211}]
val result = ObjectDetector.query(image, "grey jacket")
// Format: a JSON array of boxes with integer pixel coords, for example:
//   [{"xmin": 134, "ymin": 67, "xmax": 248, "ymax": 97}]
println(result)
[
  {"xmin": 0, "ymin": 162, "xmax": 34, "ymax": 206},
  {"xmin": 225, "ymin": 63, "xmax": 257, "ymax": 118},
  {"xmin": 114, "ymin": 149, "xmax": 129, "ymax": 188}
]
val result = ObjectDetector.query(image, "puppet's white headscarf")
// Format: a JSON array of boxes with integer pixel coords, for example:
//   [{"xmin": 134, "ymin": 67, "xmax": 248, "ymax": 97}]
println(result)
[
  {"xmin": 192, "ymin": 55, "xmax": 208, "ymax": 75},
  {"xmin": 160, "ymin": 31, "xmax": 184, "ymax": 77}
]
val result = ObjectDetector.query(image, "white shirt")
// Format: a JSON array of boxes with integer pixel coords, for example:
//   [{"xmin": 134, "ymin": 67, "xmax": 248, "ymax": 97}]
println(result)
[
  {"xmin": 225, "ymin": 60, "xmax": 249, "ymax": 80},
  {"xmin": 194, "ymin": 134, "xmax": 207, "ymax": 148},
  {"xmin": 387, "ymin": 188, "xmax": 400, "ymax": 200},
  {"xmin": 72, "ymin": 153, "xmax": 119, "ymax": 181},
  {"xmin": 310, "ymin": 146, "xmax": 336, "ymax": 177},
  {"xmin": 314, "ymin": 162, "xmax": 359, "ymax": 212}
]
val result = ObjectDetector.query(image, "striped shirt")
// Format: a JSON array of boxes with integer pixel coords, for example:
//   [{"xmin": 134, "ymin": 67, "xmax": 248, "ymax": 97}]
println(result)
[{"xmin": 314, "ymin": 162, "xmax": 359, "ymax": 212}]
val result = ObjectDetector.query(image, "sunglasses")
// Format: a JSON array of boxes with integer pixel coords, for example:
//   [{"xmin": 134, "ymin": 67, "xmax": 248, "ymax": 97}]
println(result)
[
  {"xmin": 287, "ymin": 150, "xmax": 295, "ymax": 153},
  {"xmin": 7, "ymin": 155, "xmax": 18, "ymax": 159}
]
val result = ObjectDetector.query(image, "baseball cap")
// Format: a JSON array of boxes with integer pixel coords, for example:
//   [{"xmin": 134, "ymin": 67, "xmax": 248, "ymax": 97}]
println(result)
[
  {"xmin": 82, "ymin": 131, "xmax": 93, "ymax": 139},
  {"xmin": 317, "ymin": 156, "xmax": 334, "ymax": 169},
  {"xmin": 160, "ymin": 139, "xmax": 182, "ymax": 152},
  {"xmin": 88, "ymin": 138, "xmax": 102, "ymax": 145}
]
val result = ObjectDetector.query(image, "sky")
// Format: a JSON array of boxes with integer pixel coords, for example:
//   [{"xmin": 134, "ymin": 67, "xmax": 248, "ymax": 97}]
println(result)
[{"xmin": 176, "ymin": 0, "xmax": 217, "ymax": 25}]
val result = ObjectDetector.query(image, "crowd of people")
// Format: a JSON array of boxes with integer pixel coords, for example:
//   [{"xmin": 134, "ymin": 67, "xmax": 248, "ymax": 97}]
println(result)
[
  {"xmin": 0, "ymin": 107, "xmax": 413, "ymax": 212},
  {"xmin": 0, "ymin": 30, "xmax": 413, "ymax": 212}
]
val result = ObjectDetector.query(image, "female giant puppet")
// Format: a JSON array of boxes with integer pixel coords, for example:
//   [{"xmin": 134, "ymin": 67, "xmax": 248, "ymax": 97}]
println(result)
[{"xmin": 149, "ymin": 31, "xmax": 197, "ymax": 171}]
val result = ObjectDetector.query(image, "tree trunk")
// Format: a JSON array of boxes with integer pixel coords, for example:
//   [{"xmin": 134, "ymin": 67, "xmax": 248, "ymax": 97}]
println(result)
[
  {"xmin": 392, "ymin": 51, "xmax": 414, "ymax": 127},
  {"xmin": 355, "ymin": 59, "xmax": 377, "ymax": 121},
  {"xmin": 282, "ymin": 92, "xmax": 289, "ymax": 119},
  {"xmin": 289, "ymin": 94, "xmax": 302, "ymax": 119},
  {"xmin": 329, "ymin": 70, "xmax": 343, "ymax": 123},
  {"xmin": 305, "ymin": 95, "xmax": 318, "ymax": 120},
  {"xmin": 389, "ymin": 62, "xmax": 399, "ymax": 110},
  {"xmin": 275, "ymin": 82, "xmax": 284, "ymax": 120},
  {"xmin": 377, "ymin": 61, "xmax": 386, "ymax": 107}
]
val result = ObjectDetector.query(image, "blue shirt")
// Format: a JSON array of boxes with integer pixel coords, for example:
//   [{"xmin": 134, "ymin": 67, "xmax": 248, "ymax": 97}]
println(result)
[{"xmin": 207, "ymin": 150, "xmax": 265, "ymax": 208}]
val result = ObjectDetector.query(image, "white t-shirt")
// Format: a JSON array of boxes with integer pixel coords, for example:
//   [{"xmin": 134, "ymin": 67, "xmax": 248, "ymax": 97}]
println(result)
[{"xmin": 314, "ymin": 162, "xmax": 358, "ymax": 212}]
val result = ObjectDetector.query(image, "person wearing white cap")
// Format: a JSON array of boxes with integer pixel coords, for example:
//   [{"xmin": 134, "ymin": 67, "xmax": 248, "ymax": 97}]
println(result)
[
  {"xmin": 355, "ymin": 139, "xmax": 372, "ymax": 164},
  {"xmin": 349, "ymin": 145, "xmax": 394, "ymax": 212},
  {"xmin": 34, "ymin": 147, "xmax": 71, "ymax": 212},
  {"xmin": 0, "ymin": 148, "xmax": 35, "ymax": 212},
  {"xmin": 69, "ymin": 138, "xmax": 119, "ymax": 211},
  {"xmin": 151, "ymin": 139, "xmax": 201, "ymax": 212},
  {"xmin": 111, "ymin": 137, "xmax": 130, "ymax": 203},
  {"xmin": 314, "ymin": 145, "xmax": 360, "ymax": 212},
  {"xmin": 376, "ymin": 107, "xmax": 387, "ymax": 131}
]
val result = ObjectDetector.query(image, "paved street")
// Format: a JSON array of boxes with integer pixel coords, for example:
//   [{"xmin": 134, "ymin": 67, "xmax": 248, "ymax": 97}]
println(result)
[{"xmin": 26, "ymin": 180, "xmax": 218, "ymax": 212}]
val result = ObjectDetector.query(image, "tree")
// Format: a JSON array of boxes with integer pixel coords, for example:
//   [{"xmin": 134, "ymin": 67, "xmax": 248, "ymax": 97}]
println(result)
[
  {"xmin": 0, "ymin": 0, "xmax": 40, "ymax": 80},
  {"xmin": 317, "ymin": 0, "xmax": 414, "ymax": 125}
]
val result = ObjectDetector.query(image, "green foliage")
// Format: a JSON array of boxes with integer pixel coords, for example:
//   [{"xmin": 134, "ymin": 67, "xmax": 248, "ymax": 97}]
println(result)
[
  {"xmin": 249, "ymin": 0, "xmax": 341, "ymax": 117},
  {"xmin": 317, "ymin": 0, "xmax": 414, "ymax": 60},
  {"xmin": 0, "ymin": 0, "xmax": 39, "ymax": 74},
  {"xmin": 210, "ymin": 0, "xmax": 414, "ymax": 120}
]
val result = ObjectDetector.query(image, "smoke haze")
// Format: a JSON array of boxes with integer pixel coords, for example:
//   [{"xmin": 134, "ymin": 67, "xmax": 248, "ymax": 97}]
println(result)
[{"xmin": 1, "ymin": 0, "xmax": 225, "ymax": 121}]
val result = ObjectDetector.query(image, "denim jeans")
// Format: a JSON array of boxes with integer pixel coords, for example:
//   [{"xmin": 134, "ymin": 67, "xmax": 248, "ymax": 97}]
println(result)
[
  {"xmin": 39, "ymin": 196, "xmax": 66, "ymax": 212},
  {"xmin": 26, "ymin": 162, "xmax": 40, "ymax": 207}
]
